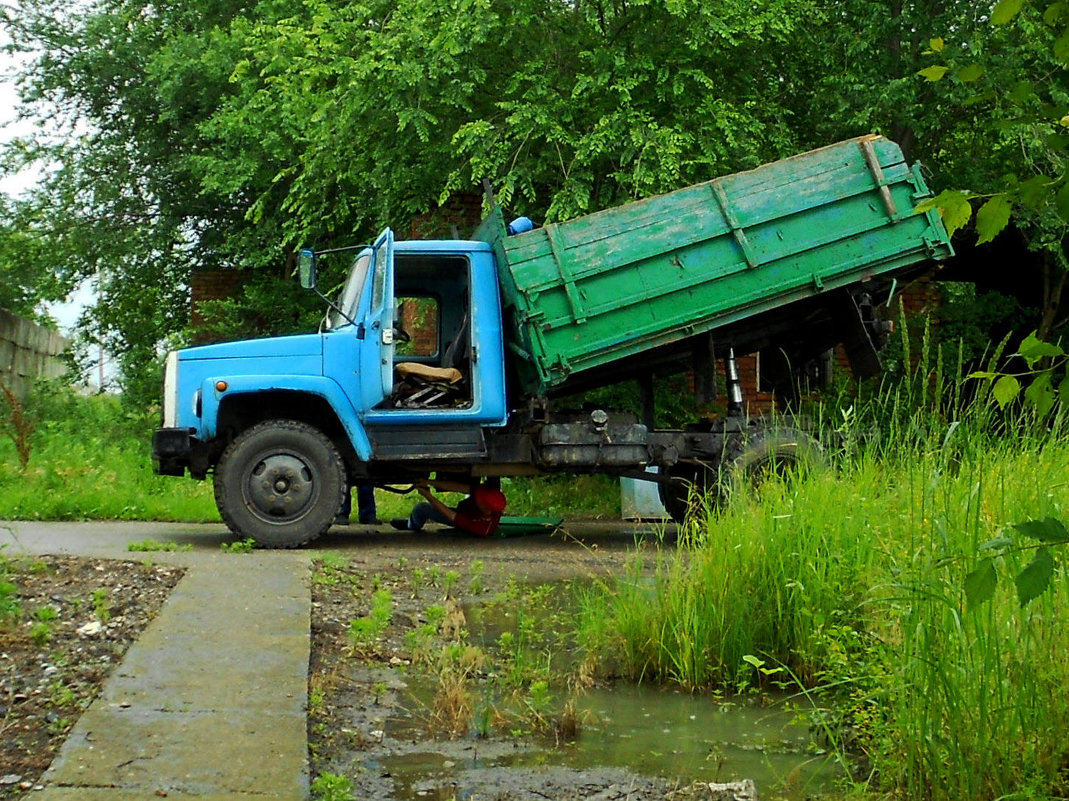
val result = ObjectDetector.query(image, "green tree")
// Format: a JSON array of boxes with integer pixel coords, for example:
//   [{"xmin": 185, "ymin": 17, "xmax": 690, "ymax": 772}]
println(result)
[
  {"xmin": 913, "ymin": 0, "xmax": 1069, "ymax": 343},
  {"xmin": 4, "ymin": 0, "xmax": 821, "ymax": 401},
  {"xmin": 2, "ymin": 0, "xmax": 301, "ymax": 398},
  {"xmin": 16, "ymin": 0, "xmax": 1056, "ymax": 403},
  {"xmin": 198, "ymin": 0, "xmax": 815, "ymax": 231},
  {"xmin": 0, "ymin": 195, "xmax": 66, "ymax": 318}
]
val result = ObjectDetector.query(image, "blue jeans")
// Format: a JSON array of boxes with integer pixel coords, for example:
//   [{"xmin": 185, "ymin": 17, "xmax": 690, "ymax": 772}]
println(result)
[
  {"xmin": 339, "ymin": 483, "xmax": 377, "ymax": 523},
  {"xmin": 409, "ymin": 502, "xmax": 452, "ymax": 530},
  {"xmin": 355, "ymin": 483, "xmax": 377, "ymax": 523}
]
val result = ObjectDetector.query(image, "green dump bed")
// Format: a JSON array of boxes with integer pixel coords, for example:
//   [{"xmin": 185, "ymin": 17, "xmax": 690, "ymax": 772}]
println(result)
[{"xmin": 474, "ymin": 135, "xmax": 954, "ymax": 396}]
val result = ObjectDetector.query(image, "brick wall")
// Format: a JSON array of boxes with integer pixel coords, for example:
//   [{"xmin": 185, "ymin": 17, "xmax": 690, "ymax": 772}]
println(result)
[
  {"xmin": 892, "ymin": 272, "xmax": 943, "ymax": 320},
  {"xmin": 406, "ymin": 192, "xmax": 484, "ymax": 239},
  {"xmin": 190, "ymin": 269, "xmax": 248, "ymax": 333}
]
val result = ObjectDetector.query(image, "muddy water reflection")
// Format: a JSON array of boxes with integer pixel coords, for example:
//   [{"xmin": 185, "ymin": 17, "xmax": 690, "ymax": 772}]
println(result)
[
  {"xmin": 556, "ymin": 685, "xmax": 823, "ymax": 782},
  {"xmin": 384, "ymin": 680, "xmax": 837, "ymax": 799},
  {"xmin": 382, "ymin": 581, "xmax": 838, "ymax": 798}
]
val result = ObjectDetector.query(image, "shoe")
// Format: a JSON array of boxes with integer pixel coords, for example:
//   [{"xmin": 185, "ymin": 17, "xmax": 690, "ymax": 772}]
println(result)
[
  {"xmin": 390, "ymin": 518, "xmax": 412, "ymax": 531},
  {"xmin": 334, "ymin": 516, "xmax": 351, "ymax": 527},
  {"xmin": 359, "ymin": 517, "xmax": 384, "ymax": 526}
]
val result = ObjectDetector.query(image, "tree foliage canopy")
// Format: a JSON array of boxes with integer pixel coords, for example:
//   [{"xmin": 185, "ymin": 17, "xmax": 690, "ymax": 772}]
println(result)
[{"xmin": 1, "ymin": 0, "xmax": 1066, "ymax": 397}]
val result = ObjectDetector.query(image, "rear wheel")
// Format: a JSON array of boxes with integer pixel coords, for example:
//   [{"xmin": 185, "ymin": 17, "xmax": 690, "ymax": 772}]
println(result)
[
  {"xmin": 658, "ymin": 427, "xmax": 825, "ymax": 523},
  {"xmin": 658, "ymin": 461, "xmax": 718, "ymax": 525},
  {"xmin": 722, "ymin": 428, "xmax": 824, "ymax": 499},
  {"xmin": 214, "ymin": 419, "xmax": 345, "ymax": 548}
]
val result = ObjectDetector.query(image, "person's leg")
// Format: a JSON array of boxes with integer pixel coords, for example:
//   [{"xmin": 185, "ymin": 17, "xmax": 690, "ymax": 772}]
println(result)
[
  {"xmin": 356, "ymin": 482, "xmax": 379, "ymax": 524},
  {"xmin": 335, "ymin": 487, "xmax": 352, "ymax": 526},
  {"xmin": 406, "ymin": 502, "xmax": 452, "ymax": 530}
]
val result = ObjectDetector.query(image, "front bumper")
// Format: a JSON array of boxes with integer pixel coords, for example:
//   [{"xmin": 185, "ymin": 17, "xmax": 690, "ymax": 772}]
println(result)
[{"xmin": 152, "ymin": 427, "xmax": 195, "ymax": 476}]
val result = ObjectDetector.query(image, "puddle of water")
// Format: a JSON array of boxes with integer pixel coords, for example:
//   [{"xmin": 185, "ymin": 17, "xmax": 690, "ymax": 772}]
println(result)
[
  {"xmin": 548, "ymin": 684, "xmax": 823, "ymax": 781},
  {"xmin": 378, "ymin": 581, "xmax": 840, "ymax": 799},
  {"xmin": 383, "ymin": 680, "xmax": 837, "ymax": 800}
]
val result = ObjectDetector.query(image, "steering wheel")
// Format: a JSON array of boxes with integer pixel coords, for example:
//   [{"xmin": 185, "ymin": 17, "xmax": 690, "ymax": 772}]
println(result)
[{"xmin": 392, "ymin": 324, "xmax": 411, "ymax": 343}]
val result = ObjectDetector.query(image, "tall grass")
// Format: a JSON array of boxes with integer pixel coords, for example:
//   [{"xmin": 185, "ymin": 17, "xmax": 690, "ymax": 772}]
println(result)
[{"xmin": 576, "ymin": 324, "xmax": 1069, "ymax": 800}]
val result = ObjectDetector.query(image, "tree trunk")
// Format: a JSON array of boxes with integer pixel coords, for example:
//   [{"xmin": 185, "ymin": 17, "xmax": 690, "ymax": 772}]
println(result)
[{"xmin": 1037, "ymin": 249, "xmax": 1068, "ymax": 346}]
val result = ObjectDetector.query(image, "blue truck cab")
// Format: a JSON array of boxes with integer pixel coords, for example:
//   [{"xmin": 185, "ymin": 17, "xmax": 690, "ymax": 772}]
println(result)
[{"xmin": 153, "ymin": 230, "xmax": 509, "ymax": 546}]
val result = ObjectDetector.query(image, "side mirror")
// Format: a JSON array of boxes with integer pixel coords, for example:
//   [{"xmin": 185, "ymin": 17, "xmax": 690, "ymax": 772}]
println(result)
[{"xmin": 298, "ymin": 249, "xmax": 317, "ymax": 290}]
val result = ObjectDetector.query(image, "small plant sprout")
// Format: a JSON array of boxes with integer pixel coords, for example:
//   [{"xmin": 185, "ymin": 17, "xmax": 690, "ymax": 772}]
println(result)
[
  {"xmin": 474, "ymin": 700, "xmax": 495, "ymax": 738},
  {"xmin": 317, "ymin": 552, "xmax": 349, "ymax": 571},
  {"xmin": 91, "ymin": 589, "xmax": 110, "ymax": 622},
  {"xmin": 127, "ymin": 539, "xmax": 192, "ymax": 552},
  {"xmin": 469, "ymin": 559, "xmax": 486, "ymax": 594},
  {"xmin": 310, "ymin": 772, "xmax": 355, "ymax": 801},
  {"xmin": 524, "ymin": 680, "xmax": 553, "ymax": 730},
  {"xmin": 0, "ymin": 580, "xmax": 21, "ymax": 628},
  {"xmin": 346, "ymin": 589, "xmax": 393, "ymax": 656},
  {"xmin": 443, "ymin": 570, "xmax": 460, "ymax": 596}
]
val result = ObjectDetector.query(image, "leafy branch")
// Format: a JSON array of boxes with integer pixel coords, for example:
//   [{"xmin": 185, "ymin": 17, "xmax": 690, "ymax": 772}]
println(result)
[
  {"xmin": 914, "ymin": 0, "xmax": 1069, "ymax": 252},
  {"xmin": 967, "ymin": 330, "xmax": 1068, "ymax": 412},
  {"xmin": 965, "ymin": 517, "xmax": 1068, "ymax": 610}
]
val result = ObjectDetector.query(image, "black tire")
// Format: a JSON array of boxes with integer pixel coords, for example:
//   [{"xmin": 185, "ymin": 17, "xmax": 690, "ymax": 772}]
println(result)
[
  {"xmin": 658, "ymin": 462, "xmax": 718, "ymax": 525},
  {"xmin": 214, "ymin": 419, "xmax": 345, "ymax": 548},
  {"xmin": 722, "ymin": 428, "xmax": 825, "ymax": 499}
]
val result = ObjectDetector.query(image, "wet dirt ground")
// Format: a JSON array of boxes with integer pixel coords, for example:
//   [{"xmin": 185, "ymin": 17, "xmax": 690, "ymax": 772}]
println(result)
[
  {"xmin": 0, "ymin": 521, "xmax": 799, "ymax": 800},
  {"xmin": 307, "ymin": 523, "xmax": 787, "ymax": 801},
  {"xmin": 0, "ymin": 555, "xmax": 183, "ymax": 797}
]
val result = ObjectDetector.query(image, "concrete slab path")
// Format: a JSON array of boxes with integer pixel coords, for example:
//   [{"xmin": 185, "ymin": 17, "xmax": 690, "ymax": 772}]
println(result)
[{"xmin": 0, "ymin": 523, "xmax": 312, "ymax": 800}]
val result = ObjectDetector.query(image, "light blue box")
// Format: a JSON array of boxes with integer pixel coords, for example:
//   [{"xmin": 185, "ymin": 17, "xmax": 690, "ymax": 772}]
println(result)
[{"xmin": 620, "ymin": 469, "xmax": 669, "ymax": 521}]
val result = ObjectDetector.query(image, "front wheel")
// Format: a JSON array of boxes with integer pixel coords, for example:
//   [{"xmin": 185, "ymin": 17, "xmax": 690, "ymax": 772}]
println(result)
[{"xmin": 214, "ymin": 419, "xmax": 346, "ymax": 548}]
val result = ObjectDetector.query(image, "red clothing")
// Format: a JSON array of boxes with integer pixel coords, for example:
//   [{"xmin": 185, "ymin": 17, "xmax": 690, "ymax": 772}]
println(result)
[{"xmin": 453, "ymin": 492, "xmax": 504, "ymax": 537}]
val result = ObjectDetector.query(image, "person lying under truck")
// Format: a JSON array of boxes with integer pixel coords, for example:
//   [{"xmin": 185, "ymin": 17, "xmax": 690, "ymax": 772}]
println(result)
[{"xmin": 391, "ymin": 479, "xmax": 507, "ymax": 537}]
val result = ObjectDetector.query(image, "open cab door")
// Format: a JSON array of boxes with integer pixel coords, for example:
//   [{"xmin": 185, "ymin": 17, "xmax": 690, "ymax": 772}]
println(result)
[{"xmin": 359, "ymin": 228, "xmax": 396, "ymax": 410}]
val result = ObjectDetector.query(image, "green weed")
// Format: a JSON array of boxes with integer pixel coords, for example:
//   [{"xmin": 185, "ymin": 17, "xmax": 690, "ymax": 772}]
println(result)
[
  {"xmin": 468, "ymin": 559, "xmax": 485, "ymax": 595},
  {"xmin": 30, "ymin": 621, "xmax": 52, "ymax": 646},
  {"xmin": 347, "ymin": 589, "xmax": 393, "ymax": 655},
  {"xmin": 0, "ymin": 579, "xmax": 20, "ymax": 628},
  {"xmin": 91, "ymin": 588, "xmax": 110, "ymax": 622},
  {"xmin": 220, "ymin": 538, "xmax": 257, "ymax": 553},
  {"xmin": 29, "ymin": 604, "xmax": 59, "ymax": 645},
  {"xmin": 0, "ymin": 388, "xmax": 218, "ymax": 522},
  {"xmin": 127, "ymin": 539, "xmax": 192, "ymax": 552},
  {"xmin": 310, "ymin": 773, "xmax": 354, "ymax": 801},
  {"xmin": 573, "ymin": 334, "xmax": 1069, "ymax": 801}
]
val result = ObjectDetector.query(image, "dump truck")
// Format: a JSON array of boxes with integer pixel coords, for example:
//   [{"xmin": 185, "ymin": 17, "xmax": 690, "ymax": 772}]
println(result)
[{"xmin": 153, "ymin": 135, "xmax": 954, "ymax": 546}]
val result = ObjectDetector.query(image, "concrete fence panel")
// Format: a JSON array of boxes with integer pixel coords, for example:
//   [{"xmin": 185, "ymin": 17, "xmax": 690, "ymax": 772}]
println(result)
[{"xmin": 0, "ymin": 308, "xmax": 69, "ymax": 399}]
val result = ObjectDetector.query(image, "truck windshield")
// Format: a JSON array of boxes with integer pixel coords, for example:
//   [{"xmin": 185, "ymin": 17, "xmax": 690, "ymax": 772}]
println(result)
[{"xmin": 328, "ymin": 249, "xmax": 373, "ymax": 330}]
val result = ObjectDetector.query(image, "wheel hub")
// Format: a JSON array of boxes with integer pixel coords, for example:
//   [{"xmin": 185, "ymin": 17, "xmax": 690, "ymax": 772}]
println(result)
[{"xmin": 246, "ymin": 453, "xmax": 316, "ymax": 522}]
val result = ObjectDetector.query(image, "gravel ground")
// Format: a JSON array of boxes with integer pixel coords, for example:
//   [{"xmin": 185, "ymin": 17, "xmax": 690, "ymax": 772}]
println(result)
[{"xmin": 0, "ymin": 555, "xmax": 183, "ymax": 797}]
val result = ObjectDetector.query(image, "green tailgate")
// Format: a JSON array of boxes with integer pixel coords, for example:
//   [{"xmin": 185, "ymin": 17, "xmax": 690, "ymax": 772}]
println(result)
[{"xmin": 474, "ymin": 135, "xmax": 953, "ymax": 396}]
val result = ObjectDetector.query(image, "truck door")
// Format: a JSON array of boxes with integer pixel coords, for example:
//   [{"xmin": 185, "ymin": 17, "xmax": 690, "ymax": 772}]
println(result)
[{"xmin": 359, "ymin": 228, "xmax": 396, "ymax": 410}]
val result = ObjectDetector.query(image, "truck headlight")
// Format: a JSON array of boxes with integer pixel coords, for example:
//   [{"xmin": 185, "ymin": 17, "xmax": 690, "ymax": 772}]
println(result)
[{"xmin": 162, "ymin": 351, "xmax": 179, "ymax": 427}]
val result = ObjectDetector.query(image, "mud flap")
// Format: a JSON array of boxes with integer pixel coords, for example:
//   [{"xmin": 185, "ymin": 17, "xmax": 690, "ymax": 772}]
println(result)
[{"xmin": 835, "ymin": 290, "xmax": 886, "ymax": 379}]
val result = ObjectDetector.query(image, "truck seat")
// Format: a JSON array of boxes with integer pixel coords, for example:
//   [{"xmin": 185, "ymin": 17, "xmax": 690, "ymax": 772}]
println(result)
[{"xmin": 392, "ymin": 311, "xmax": 470, "ymax": 408}]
